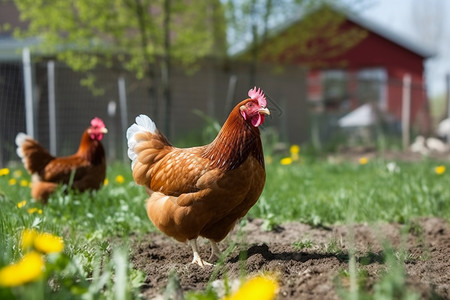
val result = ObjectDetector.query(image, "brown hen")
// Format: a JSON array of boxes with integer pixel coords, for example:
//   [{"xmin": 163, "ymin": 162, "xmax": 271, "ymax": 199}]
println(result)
[
  {"xmin": 16, "ymin": 117, "xmax": 107, "ymax": 202},
  {"xmin": 127, "ymin": 87, "xmax": 270, "ymax": 266}
]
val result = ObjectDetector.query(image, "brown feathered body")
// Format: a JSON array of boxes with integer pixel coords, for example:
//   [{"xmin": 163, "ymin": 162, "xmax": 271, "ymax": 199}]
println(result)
[
  {"xmin": 127, "ymin": 89, "xmax": 270, "ymax": 265},
  {"xmin": 16, "ymin": 118, "xmax": 107, "ymax": 202}
]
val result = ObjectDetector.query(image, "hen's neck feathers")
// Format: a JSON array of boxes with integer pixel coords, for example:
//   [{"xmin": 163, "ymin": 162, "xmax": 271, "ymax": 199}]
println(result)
[
  {"xmin": 76, "ymin": 131, "xmax": 105, "ymax": 165},
  {"xmin": 203, "ymin": 104, "xmax": 264, "ymax": 171}
]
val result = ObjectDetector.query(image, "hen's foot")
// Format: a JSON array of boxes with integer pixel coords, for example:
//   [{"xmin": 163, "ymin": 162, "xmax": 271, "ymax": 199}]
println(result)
[
  {"xmin": 188, "ymin": 239, "xmax": 213, "ymax": 267},
  {"xmin": 208, "ymin": 240, "xmax": 222, "ymax": 261},
  {"xmin": 191, "ymin": 254, "xmax": 213, "ymax": 267}
]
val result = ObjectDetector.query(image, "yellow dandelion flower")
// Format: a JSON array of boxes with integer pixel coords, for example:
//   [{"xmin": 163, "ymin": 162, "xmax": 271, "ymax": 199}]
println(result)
[
  {"xmin": 8, "ymin": 178, "xmax": 17, "ymax": 186},
  {"xmin": 21, "ymin": 229, "xmax": 38, "ymax": 251},
  {"xmin": 222, "ymin": 275, "xmax": 279, "ymax": 300},
  {"xmin": 290, "ymin": 144, "xmax": 300, "ymax": 155},
  {"xmin": 280, "ymin": 157, "xmax": 293, "ymax": 165},
  {"xmin": 38, "ymin": 209, "xmax": 43, "ymax": 214},
  {"xmin": 17, "ymin": 200, "xmax": 27, "ymax": 208},
  {"xmin": 13, "ymin": 170, "xmax": 22, "ymax": 178},
  {"xmin": 358, "ymin": 157, "xmax": 368, "ymax": 165},
  {"xmin": 290, "ymin": 145, "xmax": 300, "ymax": 161},
  {"xmin": 104, "ymin": 178, "xmax": 109, "ymax": 186},
  {"xmin": 20, "ymin": 179, "xmax": 29, "ymax": 187},
  {"xmin": 115, "ymin": 175, "xmax": 125, "ymax": 184},
  {"xmin": 0, "ymin": 251, "xmax": 44, "ymax": 287},
  {"xmin": 0, "ymin": 168, "xmax": 10, "ymax": 176},
  {"xmin": 27, "ymin": 208, "xmax": 38, "ymax": 214},
  {"xmin": 34, "ymin": 232, "xmax": 64, "ymax": 254},
  {"xmin": 21, "ymin": 229, "xmax": 64, "ymax": 254},
  {"xmin": 435, "ymin": 165, "xmax": 446, "ymax": 175}
]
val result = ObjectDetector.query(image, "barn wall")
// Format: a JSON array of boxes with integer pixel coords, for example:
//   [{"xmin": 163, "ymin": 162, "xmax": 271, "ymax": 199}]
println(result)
[{"xmin": 325, "ymin": 19, "xmax": 426, "ymax": 76}]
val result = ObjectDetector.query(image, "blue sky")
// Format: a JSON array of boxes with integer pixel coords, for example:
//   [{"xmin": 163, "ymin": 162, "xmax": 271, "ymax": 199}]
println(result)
[{"xmin": 357, "ymin": 0, "xmax": 450, "ymax": 97}]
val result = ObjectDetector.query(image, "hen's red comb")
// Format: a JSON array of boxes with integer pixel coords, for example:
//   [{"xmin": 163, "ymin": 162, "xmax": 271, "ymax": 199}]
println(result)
[
  {"xmin": 248, "ymin": 87, "xmax": 267, "ymax": 107},
  {"xmin": 91, "ymin": 117, "xmax": 105, "ymax": 128}
]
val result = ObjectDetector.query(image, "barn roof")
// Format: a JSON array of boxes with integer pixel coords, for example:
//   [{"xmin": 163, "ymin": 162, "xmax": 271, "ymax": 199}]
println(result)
[
  {"xmin": 234, "ymin": 4, "xmax": 434, "ymax": 59},
  {"xmin": 342, "ymin": 8, "xmax": 434, "ymax": 58}
]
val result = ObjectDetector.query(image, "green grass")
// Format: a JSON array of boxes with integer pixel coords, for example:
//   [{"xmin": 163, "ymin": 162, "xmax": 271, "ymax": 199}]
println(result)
[
  {"xmin": 0, "ymin": 162, "xmax": 151, "ymax": 299},
  {"xmin": 252, "ymin": 157, "xmax": 450, "ymax": 226},
  {"xmin": 0, "ymin": 156, "xmax": 449, "ymax": 299}
]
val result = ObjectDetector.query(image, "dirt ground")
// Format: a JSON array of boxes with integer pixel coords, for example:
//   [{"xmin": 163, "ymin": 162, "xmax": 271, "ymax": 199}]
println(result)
[{"xmin": 131, "ymin": 217, "xmax": 450, "ymax": 299}]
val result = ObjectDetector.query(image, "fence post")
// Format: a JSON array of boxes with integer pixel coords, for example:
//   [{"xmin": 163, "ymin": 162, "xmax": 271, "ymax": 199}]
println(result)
[
  {"xmin": 446, "ymin": 73, "xmax": 450, "ymax": 143},
  {"xmin": 47, "ymin": 60, "xmax": 57, "ymax": 154},
  {"xmin": 402, "ymin": 74, "xmax": 411, "ymax": 150},
  {"xmin": 22, "ymin": 47, "xmax": 34, "ymax": 138},
  {"xmin": 225, "ymin": 75, "xmax": 237, "ymax": 118},
  {"xmin": 118, "ymin": 76, "xmax": 128, "ymax": 164},
  {"xmin": 107, "ymin": 101, "xmax": 117, "ymax": 160}
]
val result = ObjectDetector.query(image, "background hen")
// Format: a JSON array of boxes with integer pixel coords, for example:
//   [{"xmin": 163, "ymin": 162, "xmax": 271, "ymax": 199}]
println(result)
[
  {"xmin": 127, "ymin": 87, "xmax": 270, "ymax": 266},
  {"xmin": 16, "ymin": 117, "xmax": 108, "ymax": 202}
]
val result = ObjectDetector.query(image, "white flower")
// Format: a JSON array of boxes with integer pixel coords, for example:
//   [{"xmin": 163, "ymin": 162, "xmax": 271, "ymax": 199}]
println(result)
[{"xmin": 386, "ymin": 162, "xmax": 400, "ymax": 174}]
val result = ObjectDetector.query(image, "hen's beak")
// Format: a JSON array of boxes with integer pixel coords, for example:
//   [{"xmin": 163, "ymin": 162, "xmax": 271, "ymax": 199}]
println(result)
[
  {"xmin": 101, "ymin": 128, "xmax": 108, "ymax": 134},
  {"xmin": 258, "ymin": 107, "xmax": 271, "ymax": 116}
]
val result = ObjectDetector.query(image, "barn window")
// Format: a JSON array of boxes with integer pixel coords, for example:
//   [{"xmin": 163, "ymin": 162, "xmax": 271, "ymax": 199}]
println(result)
[
  {"xmin": 356, "ymin": 68, "xmax": 387, "ymax": 109},
  {"xmin": 322, "ymin": 70, "xmax": 348, "ymax": 111}
]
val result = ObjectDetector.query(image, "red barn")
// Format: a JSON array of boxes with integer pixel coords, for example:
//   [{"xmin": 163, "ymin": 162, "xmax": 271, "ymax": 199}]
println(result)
[{"xmin": 260, "ymin": 5, "xmax": 434, "ymax": 136}]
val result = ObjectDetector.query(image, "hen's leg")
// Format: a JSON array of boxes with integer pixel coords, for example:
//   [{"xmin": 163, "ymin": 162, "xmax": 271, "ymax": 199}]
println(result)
[
  {"xmin": 188, "ymin": 239, "xmax": 212, "ymax": 267},
  {"xmin": 208, "ymin": 240, "xmax": 222, "ymax": 261}
]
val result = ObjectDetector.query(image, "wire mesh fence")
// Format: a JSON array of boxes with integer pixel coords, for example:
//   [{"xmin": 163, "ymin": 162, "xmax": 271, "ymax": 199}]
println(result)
[
  {"xmin": 0, "ymin": 62, "xmax": 26, "ymax": 165},
  {"xmin": 0, "ymin": 57, "xmax": 308, "ymax": 167}
]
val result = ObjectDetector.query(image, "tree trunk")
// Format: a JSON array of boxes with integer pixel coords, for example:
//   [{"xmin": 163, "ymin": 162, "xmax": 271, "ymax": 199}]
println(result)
[
  {"xmin": 133, "ymin": 0, "xmax": 159, "ymax": 125},
  {"xmin": 162, "ymin": 0, "xmax": 172, "ymax": 139},
  {"xmin": 249, "ymin": 0, "xmax": 273, "ymax": 87}
]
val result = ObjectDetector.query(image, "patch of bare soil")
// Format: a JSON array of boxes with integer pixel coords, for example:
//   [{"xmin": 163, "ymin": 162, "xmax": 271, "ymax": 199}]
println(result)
[{"xmin": 131, "ymin": 217, "xmax": 450, "ymax": 299}]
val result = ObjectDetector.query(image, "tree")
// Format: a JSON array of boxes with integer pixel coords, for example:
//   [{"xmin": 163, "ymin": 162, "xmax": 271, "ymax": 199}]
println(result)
[{"xmin": 13, "ymin": 0, "xmax": 226, "ymax": 138}]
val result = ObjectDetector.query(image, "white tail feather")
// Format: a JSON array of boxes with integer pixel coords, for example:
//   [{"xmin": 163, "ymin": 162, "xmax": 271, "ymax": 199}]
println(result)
[
  {"xmin": 126, "ymin": 115, "xmax": 157, "ymax": 169},
  {"xmin": 15, "ymin": 132, "xmax": 30, "ymax": 159}
]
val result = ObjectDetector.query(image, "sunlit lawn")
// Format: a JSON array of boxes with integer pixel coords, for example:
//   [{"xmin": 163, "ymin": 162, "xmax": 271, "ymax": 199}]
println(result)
[
  {"xmin": 0, "ymin": 150, "xmax": 449, "ymax": 299},
  {"xmin": 255, "ymin": 153, "xmax": 450, "ymax": 227}
]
